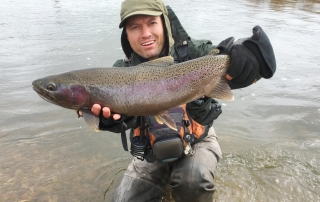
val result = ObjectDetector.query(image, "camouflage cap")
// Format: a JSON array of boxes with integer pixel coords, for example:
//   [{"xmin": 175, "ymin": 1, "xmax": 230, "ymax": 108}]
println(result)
[{"xmin": 119, "ymin": 0, "xmax": 167, "ymax": 28}]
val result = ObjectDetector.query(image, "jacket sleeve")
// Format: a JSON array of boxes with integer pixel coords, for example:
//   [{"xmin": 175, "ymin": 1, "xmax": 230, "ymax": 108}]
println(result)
[
  {"xmin": 98, "ymin": 59, "xmax": 140, "ymax": 132},
  {"xmin": 188, "ymin": 38, "xmax": 217, "ymax": 59}
]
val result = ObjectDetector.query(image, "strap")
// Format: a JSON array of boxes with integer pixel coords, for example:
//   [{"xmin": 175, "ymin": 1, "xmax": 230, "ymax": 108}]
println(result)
[
  {"xmin": 120, "ymin": 122, "xmax": 128, "ymax": 151},
  {"xmin": 174, "ymin": 41, "xmax": 190, "ymax": 63},
  {"xmin": 140, "ymin": 117, "xmax": 151, "ymax": 143},
  {"xmin": 183, "ymin": 119, "xmax": 195, "ymax": 144}
]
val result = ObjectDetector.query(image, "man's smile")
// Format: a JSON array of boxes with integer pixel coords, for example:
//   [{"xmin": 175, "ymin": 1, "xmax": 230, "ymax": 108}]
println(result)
[{"xmin": 141, "ymin": 40, "xmax": 155, "ymax": 46}]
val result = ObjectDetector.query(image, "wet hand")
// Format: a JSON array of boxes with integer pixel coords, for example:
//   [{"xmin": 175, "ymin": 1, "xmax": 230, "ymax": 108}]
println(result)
[
  {"xmin": 78, "ymin": 104, "xmax": 121, "ymax": 120},
  {"xmin": 91, "ymin": 104, "xmax": 121, "ymax": 120}
]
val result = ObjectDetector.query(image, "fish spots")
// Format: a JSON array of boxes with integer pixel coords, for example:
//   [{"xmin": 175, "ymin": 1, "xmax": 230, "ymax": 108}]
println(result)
[{"xmin": 34, "ymin": 55, "xmax": 230, "ymax": 115}]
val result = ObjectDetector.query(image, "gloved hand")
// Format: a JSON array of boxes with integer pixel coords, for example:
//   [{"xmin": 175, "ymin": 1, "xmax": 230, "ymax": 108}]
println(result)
[
  {"xmin": 88, "ymin": 104, "xmax": 138, "ymax": 151},
  {"xmin": 187, "ymin": 97, "xmax": 222, "ymax": 125},
  {"xmin": 99, "ymin": 113, "xmax": 138, "ymax": 133},
  {"xmin": 81, "ymin": 104, "xmax": 138, "ymax": 133},
  {"xmin": 218, "ymin": 26, "xmax": 276, "ymax": 89}
]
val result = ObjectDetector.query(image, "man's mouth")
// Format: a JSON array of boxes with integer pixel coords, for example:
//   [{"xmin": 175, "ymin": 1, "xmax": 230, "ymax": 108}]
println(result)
[{"xmin": 142, "ymin": 40, "xmax": 155, "ymax": 46}]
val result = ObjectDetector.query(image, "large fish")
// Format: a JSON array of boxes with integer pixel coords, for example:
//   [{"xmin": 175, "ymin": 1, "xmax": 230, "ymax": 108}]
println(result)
[{"xmin": 32, "ymin": 50, "xmax": 233, "ymax": 131}]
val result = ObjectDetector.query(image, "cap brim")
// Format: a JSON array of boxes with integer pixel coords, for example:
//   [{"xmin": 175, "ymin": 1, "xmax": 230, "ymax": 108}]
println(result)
[{"xmin": 119, "ymin": 10, "xmax": 162, "ymax": 28}]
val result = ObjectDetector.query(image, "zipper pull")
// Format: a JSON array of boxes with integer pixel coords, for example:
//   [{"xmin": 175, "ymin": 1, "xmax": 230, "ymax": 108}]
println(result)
[{"xmin": 184, "ymin": 142, "xmax": 194, "ymax": 156}]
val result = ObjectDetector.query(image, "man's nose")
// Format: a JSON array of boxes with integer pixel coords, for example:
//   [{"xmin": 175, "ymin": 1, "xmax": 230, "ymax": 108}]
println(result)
[{"xmin": 141, "ymin": 26, "xmax": 151, "ymax": 38}]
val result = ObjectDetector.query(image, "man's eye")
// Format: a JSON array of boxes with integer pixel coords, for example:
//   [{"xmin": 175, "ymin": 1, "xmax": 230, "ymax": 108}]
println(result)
[{"xmin": 131, "ymin": 26, "xmax": 138, "ymax": 30}]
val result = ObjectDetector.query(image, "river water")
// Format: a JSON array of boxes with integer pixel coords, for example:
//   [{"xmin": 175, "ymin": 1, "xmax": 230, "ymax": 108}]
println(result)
[{"xmin": 0, "ymin": 0, "xmax": 319, "ymax": 201}]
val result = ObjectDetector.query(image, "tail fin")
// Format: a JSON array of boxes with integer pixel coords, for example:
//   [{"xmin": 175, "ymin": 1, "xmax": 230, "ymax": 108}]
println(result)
[{"xmin": 206, "ymin": 77, "xmax": 234, "ymax": 101}]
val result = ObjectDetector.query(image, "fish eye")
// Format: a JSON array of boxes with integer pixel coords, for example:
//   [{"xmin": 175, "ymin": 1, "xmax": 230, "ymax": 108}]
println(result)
[{"xmin": 46, "ymin": 82, "xmax": 57, "ymax": 91}]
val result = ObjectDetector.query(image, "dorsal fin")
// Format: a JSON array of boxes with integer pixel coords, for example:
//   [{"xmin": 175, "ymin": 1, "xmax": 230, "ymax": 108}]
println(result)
[
  {"xmin": 208, "ymin": 48, "xmax": 220, "ymax": 55},
  {"xmin": 137, "ymin": 56, "xmax": 174, "ymax": 67}
]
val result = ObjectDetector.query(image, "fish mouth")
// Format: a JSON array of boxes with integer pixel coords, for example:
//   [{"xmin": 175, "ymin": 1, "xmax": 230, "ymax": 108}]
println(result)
[
  {"xmin": 33, "ymin": 86, "xmax": 57, "ymax": 105},
  {"xmin": 33, "ymin": 85, "xmax": 83, "ymax": 109}
]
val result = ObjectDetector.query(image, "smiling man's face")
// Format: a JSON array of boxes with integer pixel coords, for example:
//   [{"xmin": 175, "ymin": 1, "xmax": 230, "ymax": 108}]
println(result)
[{"xmin": 125, "ymin": 15, "xmax": 165, "ymax": 60}]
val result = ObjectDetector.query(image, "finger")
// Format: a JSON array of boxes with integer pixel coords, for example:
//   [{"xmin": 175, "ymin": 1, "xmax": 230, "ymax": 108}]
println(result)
[
  {"xmin": 91, "ymin": 104, "xmax": 101, "ymax": 116},
  {"xmin": 102, "ymin": 107, "xmax": 111, "ymax": 118},
  {"xmin": 113, "ymin": 114, "xmax": 121, "ymax": 120},
  {"xmin": 225, "ymin": 74, "xmax": 233, "ymax": 80}
]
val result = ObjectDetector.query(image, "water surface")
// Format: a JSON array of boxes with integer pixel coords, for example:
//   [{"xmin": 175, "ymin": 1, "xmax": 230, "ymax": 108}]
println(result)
[{"xmin": 0, "ymin": 0, "xmax": 319, "ymax": 201}]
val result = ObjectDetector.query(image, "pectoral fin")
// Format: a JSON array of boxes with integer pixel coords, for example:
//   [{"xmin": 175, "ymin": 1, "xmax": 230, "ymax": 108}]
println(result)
[
  {"xmin": 80, "ymin": 109, "xmax": 100, "ymax": 132},
  {"xmin": 154, "ymin": 115, "xmax": 164, "ymax": 124},
  {"xmin": 155, "ymin": 113, "xmax": 177, "ymax": 131}
]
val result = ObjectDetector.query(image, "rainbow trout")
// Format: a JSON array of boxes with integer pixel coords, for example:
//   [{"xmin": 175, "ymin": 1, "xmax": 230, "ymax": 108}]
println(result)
[{"xmin": 32, "ymin": 50, "xmax": 233, "ymax": 131}]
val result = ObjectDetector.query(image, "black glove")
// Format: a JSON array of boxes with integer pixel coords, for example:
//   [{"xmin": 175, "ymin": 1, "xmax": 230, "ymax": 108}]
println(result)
[
  {"xmin": 243, "ymin": 26, "xmax": 276, "ymax": 79},
  {"xmin": 187, "ymin": 97, "xmax": 222, "ymax": 125},
  {"xmin": 98, "ymin": 114, "xmax": 138, "ymax": 133},
  {"xmin": 218, "ymin": 26, "xmax": 276, "ymax": 89}
]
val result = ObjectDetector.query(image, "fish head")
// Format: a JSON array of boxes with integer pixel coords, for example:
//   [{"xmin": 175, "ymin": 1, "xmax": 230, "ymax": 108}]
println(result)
[{"xmin": 32, "ymin": 73, "xmax": 88, "ymax": 110}]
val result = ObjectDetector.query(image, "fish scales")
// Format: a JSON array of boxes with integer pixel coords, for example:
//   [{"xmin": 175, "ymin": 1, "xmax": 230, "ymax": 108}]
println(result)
[
  {"xmin": 124, "ymin": 54, "xmax": 231, "ymax": 115},
  {"xmin": 32, "ymin": 53, "xmax": 233, "ymax": 117}
]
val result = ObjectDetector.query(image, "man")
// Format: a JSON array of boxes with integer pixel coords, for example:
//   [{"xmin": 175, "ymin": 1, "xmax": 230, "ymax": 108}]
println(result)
[{"xmin": 88, "ymin": 0, "xmax": 276, "ymax": 201}]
